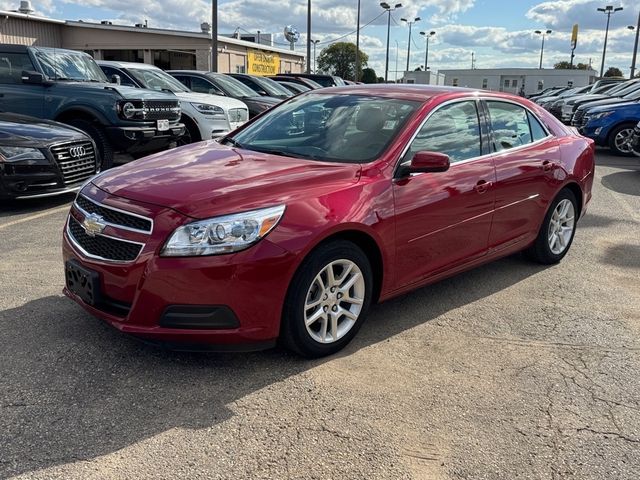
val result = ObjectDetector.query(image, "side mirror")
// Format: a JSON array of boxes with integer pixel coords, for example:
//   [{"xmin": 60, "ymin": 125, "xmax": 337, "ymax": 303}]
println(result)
[
  {"xmin": 257, "ymin": 89, "xmax": 268, "ymax": 96},
  {"xmin": 409, "ymin": 151, "xmax": 450, "ymax": 173},
  {"xmin": 210, "ymin": 88, "xmax": 224, "ymax": 96},
  {"xmin": 21, "ymin": 70, "xmax": 49, "ymax": 85},
  {"xmin": 111, "ymin": 74, "xmax": 121, "ymax": 85}
]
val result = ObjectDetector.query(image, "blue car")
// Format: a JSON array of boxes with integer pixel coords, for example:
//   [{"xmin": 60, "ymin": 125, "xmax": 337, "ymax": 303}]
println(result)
[{"xmin": 581, "ymin": 101, "xmax": 640, "ymax": 156}]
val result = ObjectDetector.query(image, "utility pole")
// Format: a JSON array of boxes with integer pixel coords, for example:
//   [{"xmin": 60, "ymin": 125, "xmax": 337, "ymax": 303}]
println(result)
[
  {"xmin": 311, "ymin": 39, "xmax": 319, "ymax": 73},
  {"xmin": 401, "ymin": 17, "xmax": 420, "ymax": 72},
  {"xmin": 306, "ymin": 0, "xmax": 311, "ymax": 73},
  {"xmin": 355, "ymin": 0, "xmax": 361, "ymax": 82},
  {"xmin": 380, "ymin": 2, "xmax": 402, "ymax": 83},
  {"xmin": 211, "ymin": 0, "xmax": 217, "ymax": 72},
  {"xmin": 471, "ymin": 52, "xmax": 475, "ymax": 69},
  {"xmin": 597, "ymin": 5, "xmax": 623, "ymax": 77},
  {"xmin": 629, "ymin": 10, "xmax": 640, "ymax": 78}
]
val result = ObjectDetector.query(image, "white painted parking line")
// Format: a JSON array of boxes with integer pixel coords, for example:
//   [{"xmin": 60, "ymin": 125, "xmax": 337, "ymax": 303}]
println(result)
[{"xmin": 0, "ymin": 205, "xmax": 70, "ymax": 231}]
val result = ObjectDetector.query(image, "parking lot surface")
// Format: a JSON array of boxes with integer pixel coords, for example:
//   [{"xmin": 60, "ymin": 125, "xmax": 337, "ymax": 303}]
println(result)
[{"xmin": 1, "ymin": 152, "xmax": 639, "ymax": 480}]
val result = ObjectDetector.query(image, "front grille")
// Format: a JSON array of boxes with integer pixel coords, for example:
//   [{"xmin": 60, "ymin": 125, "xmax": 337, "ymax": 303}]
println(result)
[
  {"xmin": 143, "ymin": 100, "xmax": 181, "ymax": 121},
  {"xmin": 75, "ymin": 195, "xmax": 152, "ymax": 233},
  {"xmin": 228, "ymin": 108, "xmax": 249, "ymax": 123},
  {"xmin": 50, "ymin": 141, "xmax": 97, "ymax": 186},
  {"xmin": 68, "ymin": 216, "xmax": 143, "ymax": 262},
  {"xmin": 572, "ymin": 109, "xmax": 586, "ymax": 127}
]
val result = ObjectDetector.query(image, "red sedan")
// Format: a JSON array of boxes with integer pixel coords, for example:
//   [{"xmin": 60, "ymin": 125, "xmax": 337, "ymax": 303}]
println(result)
[{"xmin": 63, "ymin": 85, "xmax": 595, "ymax": 357}]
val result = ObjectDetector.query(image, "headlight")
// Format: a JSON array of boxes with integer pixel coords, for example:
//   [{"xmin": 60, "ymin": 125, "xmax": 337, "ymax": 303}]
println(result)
[
  {"xmin": 592, "ymin": 111, "xmax": 614, "ymax": 120},
  {"xmin": 191, "ymin": 103, "xmax": 225, "ymax": 116},
  {"xmin": 0, "ymin": 146, "xmax": 46, "ymax": 162},
  {"xmin": 161, "ymin": 205, "xmax": 286, "ymax": 257}
]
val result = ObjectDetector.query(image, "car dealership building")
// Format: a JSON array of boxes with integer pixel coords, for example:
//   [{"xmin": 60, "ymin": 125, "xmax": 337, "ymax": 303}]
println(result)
[{"xmin": 0, "ymin": 8, "xmax": 305, "ymax": 74}]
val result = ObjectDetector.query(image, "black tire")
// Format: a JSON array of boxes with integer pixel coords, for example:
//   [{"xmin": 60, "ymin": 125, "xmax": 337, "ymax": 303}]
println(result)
[
  {"xmin": 177, "ymin": 116, "xmax": 201, "ymax": 146},
  {"xmin": 607, "ymin": 123, "xmax": 638, "ymax": 157},
  {"xmin": 281, "ymin": 240, "xmax": 374, "ymax": 358},
  {"xmin": 65, "ymin": 119, "xmax": 114, "ymax": 169},
  {"xmin": 525, "ymin": 189, "xmax": 578, "ymax": 265}
]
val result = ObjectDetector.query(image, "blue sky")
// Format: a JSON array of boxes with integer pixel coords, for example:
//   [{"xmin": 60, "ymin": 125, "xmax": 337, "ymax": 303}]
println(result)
[{"xmin": 2, "ymin": 0, "xmax": 639, "ymax": 76}]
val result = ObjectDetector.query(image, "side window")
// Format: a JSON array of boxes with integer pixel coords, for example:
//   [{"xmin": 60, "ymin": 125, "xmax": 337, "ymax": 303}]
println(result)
[
  {"xmin": 172, "ymin": 75, "xmax": 190, "ymax": 89},
  {"xmin": 101, "ymin": 66, "xmax": 136, "ymax": 87},
  {"xmin": 402, "ymin": 101, "xmax": 481, "ymax": 164},
  {"xmin": 486, "ymin": 101, "xmax": 533, "ymax": 152},
  {"xmin": 527, "ymin": 111, "xmax": 549, "ymax": 141},
  {"xmin": 0, "ymin": 52, "xmax": 35, "ymax": 84},
  {"xmin": 190, "ymin": 76, "xmax": 222, "ymax": 95}
]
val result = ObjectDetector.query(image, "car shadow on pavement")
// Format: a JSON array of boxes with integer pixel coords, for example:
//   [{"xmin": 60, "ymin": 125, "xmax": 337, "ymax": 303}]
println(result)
[
  {"xmin": 0, "ymin": 254, "xmax": 548, "ymax": 478},
  {"xmin": 0, "ymin": 193, "xmax": 74, "ymax": 220}
]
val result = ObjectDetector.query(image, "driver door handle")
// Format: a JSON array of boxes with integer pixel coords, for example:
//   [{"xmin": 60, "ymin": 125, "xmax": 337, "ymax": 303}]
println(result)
[{"xmin": 474, "ymin": 179, "xmax": 491, "ymax": 194}]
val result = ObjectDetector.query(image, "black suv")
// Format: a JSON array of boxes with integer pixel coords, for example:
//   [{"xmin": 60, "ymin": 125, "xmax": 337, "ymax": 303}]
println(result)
[
  {"xmin": 0, "ymin": 113, "xmax": 98, "ymax": 199},
  {"xmin": 0, "ymin": 45, "xmax": 184, "ymax": 168}
]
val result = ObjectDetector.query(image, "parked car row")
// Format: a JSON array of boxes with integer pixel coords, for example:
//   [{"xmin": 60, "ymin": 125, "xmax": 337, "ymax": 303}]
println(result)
[
  {"xmin": 534, "ymin": 77, "xmax": 640, "ymax": 156},
  {"xmin": 0, "ymin": 42, "xmax": 347, "ymax": 199}
]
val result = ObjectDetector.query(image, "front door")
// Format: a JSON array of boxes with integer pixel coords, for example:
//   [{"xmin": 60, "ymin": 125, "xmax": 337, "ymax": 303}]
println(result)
[
  {"xmin": 393, "ymin": 100, "xmax": 496, "ymax": 288},
  {"xmin": 0, "ymin": 50, "xmax": 43, "ymax": 117}
]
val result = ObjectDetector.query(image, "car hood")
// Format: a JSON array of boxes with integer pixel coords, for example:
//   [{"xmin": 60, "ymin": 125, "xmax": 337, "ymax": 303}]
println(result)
[
  {"xmin": 579, "ymin": 97, "xmax": 637, "ymax": 111},
  {"xmin": 93, "ymin": 141, "xmax": 362, "ymax": 219},
  {"xmin": 566, "ymin": 94, "xmax": 609, "ymax": 105},
  {"xmin": 586, "ymin": 101, "xmax": 639, "ymax": 114},
  {"xmin": 173, "ymin": 91, "xmax": 248, "ymax": 110},
  {"xmin": 0, "ymin": 113, "xmax": 86, "ymax": 147},
  {"xmin": 55, "ymin": 82, "xmax": 177, "ymax": 101}
]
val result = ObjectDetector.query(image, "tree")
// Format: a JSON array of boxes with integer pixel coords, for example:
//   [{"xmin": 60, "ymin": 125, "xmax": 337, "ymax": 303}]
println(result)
[
  {"xmin": 376, "ymin": 77, "xmax": 385, "ymax": 83},
  {"xmin": 317, "ymin": 42, "xmax": 368, "ymax": 81},
  {"xmin": 361, "ymin": 67, "xmax": 377, "ymax": 84},
  {"xmin": 553, "ymin": 61, "xmax": 589, "ymax": 70},
  {"xmin": 604, "ymin": 67, "xmax": 623, "ymax": 77}
]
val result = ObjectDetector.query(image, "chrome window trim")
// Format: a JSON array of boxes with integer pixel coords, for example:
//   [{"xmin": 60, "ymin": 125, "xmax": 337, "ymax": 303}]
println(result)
[
  {"xmin": 66, "ymin": 216, "xmax": 145, "ymax": 264},
  {"xmin": 75, "ymin": 194, "xmax": 154, "ymax": 234},
  {"xmin": 394, "ymin": 96, "xmax": 554, "ymax": 175}
]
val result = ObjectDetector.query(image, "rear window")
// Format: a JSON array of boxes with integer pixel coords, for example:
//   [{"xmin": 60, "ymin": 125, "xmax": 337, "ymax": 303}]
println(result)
[{"xmin": 0, "ymin": 52, "xmax": 35, "ymax": 84}]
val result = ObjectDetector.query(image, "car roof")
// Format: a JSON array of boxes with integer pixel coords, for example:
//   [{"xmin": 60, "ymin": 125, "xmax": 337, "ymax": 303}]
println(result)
[
  {"xmin": 312, "ymin": 84, "xmax": 479, "ymax": 101},
  {"xmin": 167, "ymin": 70, "xmax": 208, "ymax": 75},
  {"xmin": 97, "ymin": 60, "xmax": 160, "ymax": 70}
]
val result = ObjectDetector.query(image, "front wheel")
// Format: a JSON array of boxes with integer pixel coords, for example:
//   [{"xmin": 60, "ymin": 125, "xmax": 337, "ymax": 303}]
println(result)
[
  {"xmin": 608, "ymin": 123, "xmax": 639, "ymax": 157},
  {"xmin": 281, "ymin": 241, "xmax": 373, "ymax": 358},
  {"xmin": 525, "ymin": 189, "xmax": 578, "ymax": 264}
]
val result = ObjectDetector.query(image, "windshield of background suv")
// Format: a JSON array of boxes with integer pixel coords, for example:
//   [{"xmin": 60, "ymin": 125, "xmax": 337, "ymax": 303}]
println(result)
[
  {"xmin": 129, "ymin": 68, "xmax": 190, "ymax": 93},
  {"xmin": 226, "ymin": 93, "xmax": 420, "ymax": 163},
  {"xmin": 608, "ymin": 81, "xmax": 637, "ymax": 96},
  {"xmin": 35, "ymin": 49, "xmax": 107, "ymax": 82},
  {"xmin": 209, "ymin": 74, "xmax": 257, "ymax": 98}
]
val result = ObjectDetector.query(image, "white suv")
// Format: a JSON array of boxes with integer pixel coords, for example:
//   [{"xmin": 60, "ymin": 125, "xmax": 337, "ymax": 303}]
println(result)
[{"xmin": 98, "ymin": 61, "xmax": 249, "ymax": 143}]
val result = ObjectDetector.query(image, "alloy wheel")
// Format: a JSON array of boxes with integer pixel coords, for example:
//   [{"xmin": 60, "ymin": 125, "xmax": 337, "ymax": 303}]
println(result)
[
  {"xmin": 614, "ymin": 128, "xmax": 636, "ymax": 154},
  {"xmin": 304, "ymin": 259, "xmax": 365, "ymax": 344},
  {"xmin": 548, "ymin": 199, "xmax": 575, "ymax": 255}
]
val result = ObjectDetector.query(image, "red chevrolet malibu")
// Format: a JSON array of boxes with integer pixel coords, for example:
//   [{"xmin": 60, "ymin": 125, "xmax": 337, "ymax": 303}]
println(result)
[{"xmin": 63, "ymin": 85, "xmax": 594, "ymax": 357}]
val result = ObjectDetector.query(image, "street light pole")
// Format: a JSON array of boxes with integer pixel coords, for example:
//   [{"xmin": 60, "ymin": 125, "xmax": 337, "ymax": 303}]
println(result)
[
  {"xmin": 380, "ymin": 2, "xmax": 402, "ymax": 83},
  {"xmin": 629, "ymin": 10, "xmax": 640, "ymax": 78},
  {"xmin": 306, "ymin": 0, "xmax": 312, "ymax": 73},
  {"xmin": 394, "ymin": 39, "xmax": 399, "ymax": 82},
  {"xmin": 597, "ymin": 5, "xmax": 623, "ymax": 78},
  {"xmin": 534, "ymin": 29, "xmax": 552, "ymax": 69},
  {"xmin": 211, "ymin": 0, "xmax": 217, "ymax": 71},
  {"xmin": 420, "ymin": 30, "xmax": 435, "ymax": 71},
  {"xmin": 311, "ymin": 39, "xmax": 319, "ymax": 73},
  {"xmin": 401, "ymin": 17, "xmax": 420, "ymax": 72},
  {"xmin": 355, "ymin": 0, "xmax": 361, "ymax": 82}
]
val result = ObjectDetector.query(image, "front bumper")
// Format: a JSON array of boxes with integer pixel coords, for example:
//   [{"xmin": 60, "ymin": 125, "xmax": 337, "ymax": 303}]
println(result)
[
  {"xmin": 105, "ymin": 123, "xmax": 185, "ymax": 155},
  {"xmin": 62, "ymin": 185, "xmax": 297, "ymax": 349}
]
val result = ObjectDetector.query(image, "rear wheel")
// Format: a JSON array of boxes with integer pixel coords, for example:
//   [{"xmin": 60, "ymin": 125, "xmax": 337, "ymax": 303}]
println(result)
[
  {"xmin": 281, "ymin": 241, "xmax": 373, "ymax": 358},
  {"xmin": 525, "ymin": 189, "xmax": 578, "ymax": 264},
  {"xmin": 608, "ymin": 123, "xmax": 638, "ymax": 157},
  {"xmin": 178, "ymin": 116, "xmax": 201, "ymax": 146},
  {"xmin": 65, "ymin": 119, "xmax": 113, "ymax": 170}
]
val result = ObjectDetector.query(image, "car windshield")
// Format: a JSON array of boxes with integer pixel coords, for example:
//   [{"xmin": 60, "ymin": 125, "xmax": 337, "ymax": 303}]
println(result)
[
  {"xmin": 610, "ymin": 81, "xmax": 639, "ymax": 96},
  {"xmin": 226, "ymin": 93, "xmax": 420, "ymax": 163},
  {"xmin": 253, "ymin": 76, "xmax": 292, "ymax": 97},
  {"xmin": 620, "ymin": 83, "xmax": 640, "ymax": 98},
  {"xmin": 209, "ymin": 74, "xmax": 257, "ymax": 97},
  {"xmin": 128, "ymin": 68, "xmax": 190, "ymax": 93},
  {"xmin": 35, "ymin": 49, "xmax": 107, "ymax": 82}
]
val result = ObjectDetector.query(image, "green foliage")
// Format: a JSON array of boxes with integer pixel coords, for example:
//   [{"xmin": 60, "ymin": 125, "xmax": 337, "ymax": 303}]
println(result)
[
  {"xmin": 604, "ymin": 67, "xmax": 623, "ymax": 77},
  {"xmin": 377, "ymin": 76, "xmax": 385, "ymax": 83},
  {"xmin": 317, "ymin": 42, "xmax": 368, "ymax": 81},
  {"xmin": 361, "ymin": 67, "xmax": 377, "ymax": 84},
  {"xmin": 553, "ymin": 61, "xmax": 589, "ymax": 70}
]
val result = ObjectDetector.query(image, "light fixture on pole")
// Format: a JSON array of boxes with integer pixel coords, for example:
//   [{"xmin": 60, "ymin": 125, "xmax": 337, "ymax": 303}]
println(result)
[
  {"xmin": 311, "ymin": 39, "xmax": 320, "ymax": 73},
  {"xmin": 597, "ymin": 5, "xmax": 623, "ymax": 78},
  {"xmin": 401, "ymin": 16, "xmax": 420, "ymax": 72},
  {"xmin": 211, "ymin": 0, "xmax": 217, "ymax": 71},
  {"xmin": 419, "ymin": 30, "xmax": 435, "ymax": 71},
  {"xmin": 380, "ymin": 2, "xmax": 402, "ymax": 83},
  {"xmin": 534, "ymin": 29, "xmax": 552, "ymax": 69},
  {"xmin": 629, "ymin": 11, "xmax": 640, "ymax": 78},
  {"xmin": 355, "ymin": 0, "xmax": 361, "ymax": 82}
]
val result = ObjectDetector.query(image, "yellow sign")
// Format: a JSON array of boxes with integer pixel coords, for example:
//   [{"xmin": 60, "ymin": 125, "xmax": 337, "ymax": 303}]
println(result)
[
  {"xmin": 571, "ymin": 24, "xmax": 578, "ymax": 48},
  {"xmin": 247, "ymin": 50, "xmax": 280, "ymax": 76}
]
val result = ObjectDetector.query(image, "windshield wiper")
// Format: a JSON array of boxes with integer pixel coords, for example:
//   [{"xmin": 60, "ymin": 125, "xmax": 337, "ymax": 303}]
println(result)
[{"xmin": 223, "ymin": 138, "xmax": 244, "ymax": 148}]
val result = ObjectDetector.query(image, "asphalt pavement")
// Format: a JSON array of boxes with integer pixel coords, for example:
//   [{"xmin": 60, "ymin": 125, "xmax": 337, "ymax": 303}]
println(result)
[{"xmin": 1, "ymin": 151, "xmax": 639, "ymax": 479}]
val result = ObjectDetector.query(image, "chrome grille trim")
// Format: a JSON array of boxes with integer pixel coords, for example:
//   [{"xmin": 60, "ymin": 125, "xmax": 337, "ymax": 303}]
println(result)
[
  {"xmin": 50, "ymin": 141, "xmax": 98, "ymax": 186},
  {"xmin": 74, "ymin": 194, "xmax": 154, "ymax": 234}
]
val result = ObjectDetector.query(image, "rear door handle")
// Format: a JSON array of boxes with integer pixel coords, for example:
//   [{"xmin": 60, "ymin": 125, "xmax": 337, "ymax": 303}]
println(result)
[
  {"xmin": 542, "ymin": 160, "xmax": 554, "ymax": 172},
  {"xmin": 474, "ymin": 179, "xmax": 491, "ymax": 194}
]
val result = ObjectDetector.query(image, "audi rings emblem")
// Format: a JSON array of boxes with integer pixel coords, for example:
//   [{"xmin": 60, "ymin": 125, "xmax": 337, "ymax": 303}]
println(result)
[{"xmin": 69, "ymin": 146, "xmax": 87, "ymax": 158}]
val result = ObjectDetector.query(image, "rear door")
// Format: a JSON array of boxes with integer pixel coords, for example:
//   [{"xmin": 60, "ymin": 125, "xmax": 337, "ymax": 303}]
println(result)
[
  {"xmin": 483, "ymin": 100, "xmax": 561, "ymax": 251},
  {"xmin": 0, "ymin": 50, "xmax": 43, "ymax": 117},
  {"xmin": 393, "ymin": 100, "xmax": 496, "ymax": 287}
]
